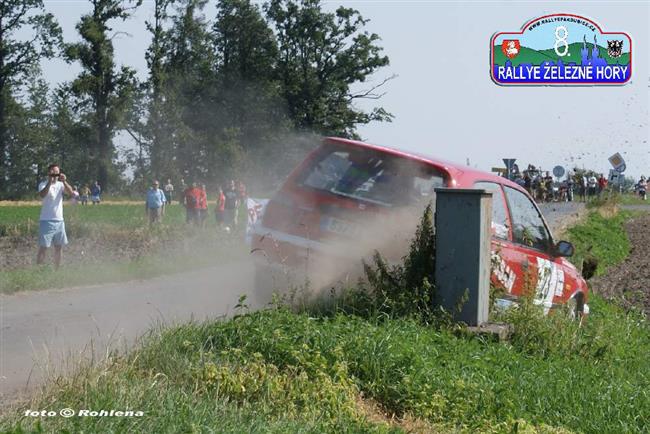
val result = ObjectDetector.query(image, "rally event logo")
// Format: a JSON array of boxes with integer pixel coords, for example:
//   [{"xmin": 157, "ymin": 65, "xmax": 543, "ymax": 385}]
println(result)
[{"xmin": 491, "ymin": 14, "xmax": 632, "ymax": 85}]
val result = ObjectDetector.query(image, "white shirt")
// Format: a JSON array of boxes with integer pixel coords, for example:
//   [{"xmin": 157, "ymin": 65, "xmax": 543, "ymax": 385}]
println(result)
[
  {"xmin": 38, "ymin": 180, "xmax": 64, "ymax": 221},
  {"xmin": 588, "ymin": 176, "xmax": 597, "ymax": 187}
]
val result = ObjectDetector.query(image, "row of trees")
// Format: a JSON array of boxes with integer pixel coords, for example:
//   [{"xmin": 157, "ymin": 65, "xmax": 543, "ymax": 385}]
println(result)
[{"xmin": 0, "ymin": 0, "xmax": 392, "ymax": 198}]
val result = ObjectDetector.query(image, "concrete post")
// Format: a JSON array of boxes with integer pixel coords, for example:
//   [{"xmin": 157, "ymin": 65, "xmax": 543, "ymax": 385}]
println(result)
[{"xmin": 434, "ymin": 188, "xmax": 492, "ymax": 326}]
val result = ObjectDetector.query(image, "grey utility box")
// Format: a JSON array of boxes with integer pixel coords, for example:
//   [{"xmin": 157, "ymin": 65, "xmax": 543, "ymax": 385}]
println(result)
[{"xmin": 434, "ymin": 188, "xmax": 492, "ymax": 326}]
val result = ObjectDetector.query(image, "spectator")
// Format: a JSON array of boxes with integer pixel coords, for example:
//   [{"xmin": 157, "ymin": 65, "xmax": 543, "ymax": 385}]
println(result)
[
  {"xmin": 598, "ymin": 174, "xmax": 608, "ymax": 196},
  {"xmin": 215, "ymin": 186, "xmax": 225, "ymax": 228},
  {"xmin": 566, "ymin": 173, "xmax": 574, "ymax": 202},
  {"xmin": 534, "ymin": 175, "xmax": 545, "ymax": 202},
  {"xmin": 145, "ymin": 180, "xmax": 166, "ymax": 225},
  {"xmin": 543, "ymin": 172, "xmax": 553, "ymax": 201},
  {"xmin": 199, "ymin": 184, "xmax": 208, "ymax": 227},
  {"xmin": 580, "ymin": 175, "xmax": 588, "ymax": 202},
  {"xmin": 637, "ymin": 176, "xmax": 647, "ymax": 200},
  {"xmin": 514, "ymin": 174, "xmax": 525, "ymax": 188},
  {"xmin": 70, "ymin": 186, "xmax": 80, "ymax": 205},
  {"xmin": 164, "ymin": 179, "xmax": 174, "ymax": 204},
  {"xmin": 587, "ymin": 174, "xmax": 598, "ymax": 198},
  {"xmin": 523, "ymin": 173, "xmax": 532, "ymax": 195},
  {"xmin": 183, "ymin": 181, "xmax": 202, "ymax": 225},
  {"xmin": 223, "ymin": 180, "xmax": 240, "ymax": 230},
  {"xmin": 37, "ymin": 164, "xmax": 74, "ymax": 269},
  {"xmin": 91, "ymin": 181, "xmax": 101, "ymax": 204},
  {"xmin": 79, "ymin": 184, "xmax": 90, "ymax": 205}
]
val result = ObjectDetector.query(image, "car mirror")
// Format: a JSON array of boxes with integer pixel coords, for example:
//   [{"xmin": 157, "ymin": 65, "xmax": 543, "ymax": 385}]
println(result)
[{"xmin": 554, "ymin": 240, "xmax": 575, "ymax": 257}]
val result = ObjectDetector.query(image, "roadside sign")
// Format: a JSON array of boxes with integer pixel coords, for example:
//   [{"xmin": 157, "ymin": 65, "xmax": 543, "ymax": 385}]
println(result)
[
  {"xmin": 608, "ymin": 152, "xmax": 626, "ymax": 173},
  {"xmin": 491, "ymin": 167, "xmax": 507, "ymax": 174},
  {"xmin": 608, "ymin": 169, "xmax": 624, "ymax": 185},
  {"xmin": 502, "ymin": 159, "xmax": 516, "ymax": 180},
  {"xmin": 552, "ymin": 165, "xmax": 565, "ymax": 178}
]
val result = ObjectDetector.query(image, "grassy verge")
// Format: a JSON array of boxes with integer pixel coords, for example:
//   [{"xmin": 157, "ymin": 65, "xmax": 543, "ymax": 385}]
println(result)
[
  {"xmin": 566, "ymin": 208, "xmax": 631, "ymax": 277},
  {"xmin": 2, "ymin": 297, "xmax": 648, "ymax": 433},
  {"xmin": 619, "ymin": 193, "xmax": 649, "ymax": 206}
]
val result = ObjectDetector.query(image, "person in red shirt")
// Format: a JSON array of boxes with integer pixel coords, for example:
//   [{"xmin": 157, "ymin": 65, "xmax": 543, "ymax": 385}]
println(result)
[
  {"xmin": 214, "ymin": 187, "xmax": 226, "ymax": 228},
  {"xmin": 598, "ymin": 174, "xmax": 608, "ymax": 196},
  {"xmin": 183, "ymin": 182, "xmax": 202, "ymax": 225},
  {"xmin": 199, "ymin": 184, "xmax": 208, "ymax": 227}
]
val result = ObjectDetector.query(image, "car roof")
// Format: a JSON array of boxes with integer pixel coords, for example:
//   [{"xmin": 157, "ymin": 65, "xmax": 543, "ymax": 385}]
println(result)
[{"xmin": 324, "ymin": 137, "xmax": 524, "ymax": 191}]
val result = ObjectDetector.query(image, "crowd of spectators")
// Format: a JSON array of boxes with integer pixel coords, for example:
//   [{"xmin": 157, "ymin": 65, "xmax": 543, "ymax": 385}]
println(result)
[
  {"xmin": 504, "ymin": 164, "xmax": 611, "ymax": 203},
  {"xmin": 144, "ymin": 178, "xmax": 249, "ymax": 231}
]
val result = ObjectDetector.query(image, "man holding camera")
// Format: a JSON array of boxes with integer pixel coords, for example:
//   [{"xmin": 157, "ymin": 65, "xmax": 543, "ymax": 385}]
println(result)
[{"xmin": 37, "ymin": 164, "xmax": 74, "ymax": 268}]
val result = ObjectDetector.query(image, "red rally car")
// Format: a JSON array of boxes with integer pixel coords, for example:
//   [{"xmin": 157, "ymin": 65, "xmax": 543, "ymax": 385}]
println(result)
[{"xmin": 251, "ymin": 137, "xmax": 589, "ymax": 315}]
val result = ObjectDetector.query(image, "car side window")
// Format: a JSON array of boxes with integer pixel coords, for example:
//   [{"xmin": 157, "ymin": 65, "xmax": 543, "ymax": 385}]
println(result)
[
  {"xmin": 474, "ymin": 182, "xmax": 509, "ymax": 240},
  {"xmin": 504, "ymin": 186, "xmax": 551, "ymax": 251}
]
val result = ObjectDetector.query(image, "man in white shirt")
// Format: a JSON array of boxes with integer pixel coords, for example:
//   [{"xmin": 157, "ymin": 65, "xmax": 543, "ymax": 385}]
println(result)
[
  {"xmin": 37, "ymin": 164, "xmax": 74, "ymax": 268},
  {"xmin": 587, "ymin": 174, "xmax": 598, "ymax": 198}
]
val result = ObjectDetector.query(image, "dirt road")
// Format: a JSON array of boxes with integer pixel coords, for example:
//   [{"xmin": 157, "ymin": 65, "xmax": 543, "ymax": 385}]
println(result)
[
  {"xmin": 537, "ymin": 201, "xmax": 586, "ymax": 236},
  {"xmin": 0, "ymin": 262, "xmax": 260, "ymax": 404},
  {"xmin": 0, "ymin": 203, "xmax": 590, "ymax": 405}
]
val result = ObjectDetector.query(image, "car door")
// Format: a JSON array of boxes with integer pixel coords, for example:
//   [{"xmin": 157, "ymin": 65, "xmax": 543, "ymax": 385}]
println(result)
[
  {"xmin": 473, "ymin": 182, "xmax": 519, "ymax": 298},
  {"xmin": 501, "ymin": 186, "xmax": 567, "ymax": 312}
]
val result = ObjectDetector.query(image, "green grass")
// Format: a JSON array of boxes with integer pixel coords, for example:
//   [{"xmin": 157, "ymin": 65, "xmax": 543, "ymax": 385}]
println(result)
[
  {"xmin": 1, "ymin": 199, "xmax": 647, "ymax": 433},
  {"xmin": 0, "ymin": 202, "xmax": 250, "ymax": 235},
  {"xmin": 566, "ymin": 209, "xmax": 631, "ymax": 276},
  {"xmin": 2, "ymin": 297, "xmax": 648, "ymax": 433},
  {"xmin": 619, "ymin": 193, "xmax": 650, "ymax": 206},
  {"xmin": 0, "ymin": 203, "xmax": 198, "ymax": 237}
]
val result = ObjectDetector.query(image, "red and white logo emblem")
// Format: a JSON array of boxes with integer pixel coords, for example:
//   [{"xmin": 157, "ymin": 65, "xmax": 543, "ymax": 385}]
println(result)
[{"xmin": 501, "ymin": 39, "xmax": 520, "ymax": 59}]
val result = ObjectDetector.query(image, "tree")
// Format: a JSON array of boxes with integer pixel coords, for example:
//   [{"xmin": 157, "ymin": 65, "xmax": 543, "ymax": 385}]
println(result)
[
  {"xmin": 50, "ymin": 84, "xmax": 97, "ymax": 186},
  {"xmin": 0, "ymin": 0, "xmax": 62, "ymax": 195},
  {"xmin": 155, "ymin": 0, "xmax": 217, "ymax": 181},
  {"xmin": 65, "ymin": 0, "xmax": 142, "ymax": 191},
  {"xmin": 140, "ymin": 0, "xmax": 176, "ymax": 179},
  {"xmin": 211, "ymin": 0, "xmax": 288, "ymax": 181},
  {"xmin": 265, "ymin": 0, "xmax": 392, "ymax": 138}
]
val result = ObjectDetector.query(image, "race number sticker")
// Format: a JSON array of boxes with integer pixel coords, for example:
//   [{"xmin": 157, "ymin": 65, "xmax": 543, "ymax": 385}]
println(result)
[
  {"xmin": 491, "ymin": 14, "xmax": 632, "ymax": 85},
  {"xmin": 535, "ymin": 258, "xmax": 565, "ymax": 309}
]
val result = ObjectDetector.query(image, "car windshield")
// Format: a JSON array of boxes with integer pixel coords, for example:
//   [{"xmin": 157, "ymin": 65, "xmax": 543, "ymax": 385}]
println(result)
[{"xmin": 298, "ymin": 145, "xmax": 446, "ymax": 207}]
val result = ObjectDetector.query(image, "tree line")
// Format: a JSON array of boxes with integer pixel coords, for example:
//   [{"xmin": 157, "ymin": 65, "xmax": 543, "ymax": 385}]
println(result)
[{"xmin": 0, "ymin": 0, "xmax": 392, "ymax": 198}]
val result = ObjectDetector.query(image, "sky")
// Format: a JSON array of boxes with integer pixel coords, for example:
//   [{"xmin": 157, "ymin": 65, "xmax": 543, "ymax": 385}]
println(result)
[{"xmin": 38, "ymin": 0, "xmax": 649, "ymax": 179}]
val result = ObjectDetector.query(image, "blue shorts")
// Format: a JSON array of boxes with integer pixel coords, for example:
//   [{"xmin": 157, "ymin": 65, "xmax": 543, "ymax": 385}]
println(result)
[{"xmin": 39, "ymin": 220, "xmax": 68, "ymax": 248}]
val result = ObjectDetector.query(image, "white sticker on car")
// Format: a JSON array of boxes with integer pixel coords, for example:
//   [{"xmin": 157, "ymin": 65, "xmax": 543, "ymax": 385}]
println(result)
[
  {"xmin": 491, "ymin": 252, "xmax": 515, "ymax": 293},
  {"xmin": 535, "ymin": 258, "xmax": 565, "ymax": 306}
]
